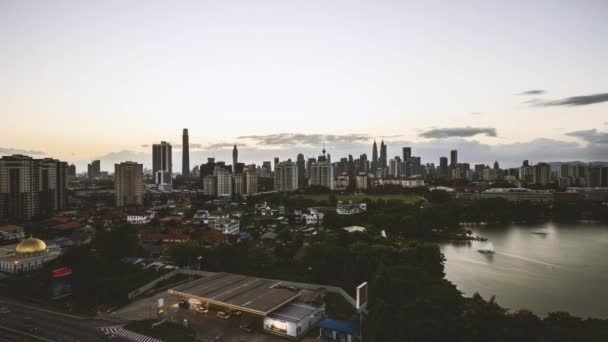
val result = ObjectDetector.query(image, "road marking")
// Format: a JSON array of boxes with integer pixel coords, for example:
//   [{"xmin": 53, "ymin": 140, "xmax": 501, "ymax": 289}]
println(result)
[
  {"xmin": 0, "ymin": 325, "xmax": 55, "ymax": 342},
  {"xmin": 0, "ymin": 298, "xmax": 86, "ymax": 320}
]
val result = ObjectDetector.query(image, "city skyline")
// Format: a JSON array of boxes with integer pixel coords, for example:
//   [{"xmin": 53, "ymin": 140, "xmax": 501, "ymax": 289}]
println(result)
[{"xmin": 1, "ymin": 1, "xmax": 607, "ymax": 170}]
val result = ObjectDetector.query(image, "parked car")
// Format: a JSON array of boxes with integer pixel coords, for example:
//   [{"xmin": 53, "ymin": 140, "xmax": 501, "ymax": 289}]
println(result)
[
  {"xmin": 216, "ymin": 311, "xmax": 230, "ymax": 320},
  {"xmin": 196, "ymin": 307, "xmax": 209, "ymax": 314},
  {"xmin": 239, "ymin": 321, "xmax": 255, "ymax": 333}
]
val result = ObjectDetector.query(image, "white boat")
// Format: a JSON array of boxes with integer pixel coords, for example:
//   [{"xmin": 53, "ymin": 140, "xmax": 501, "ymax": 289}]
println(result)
[{"xmin": 477, "ymin": 241, "xmax": 495, "ymax": 254}]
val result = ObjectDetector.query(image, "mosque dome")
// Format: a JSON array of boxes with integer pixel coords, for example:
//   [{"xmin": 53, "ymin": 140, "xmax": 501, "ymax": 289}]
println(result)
[{"xmin": 15, "ymin": 237, "xmax": 47, "ymax": 256}]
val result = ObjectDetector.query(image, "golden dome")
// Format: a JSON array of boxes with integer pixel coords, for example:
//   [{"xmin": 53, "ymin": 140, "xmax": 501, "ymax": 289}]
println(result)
[{"xmin": 15, "ymin": 237, "xmax": 47, "ymax": 256}]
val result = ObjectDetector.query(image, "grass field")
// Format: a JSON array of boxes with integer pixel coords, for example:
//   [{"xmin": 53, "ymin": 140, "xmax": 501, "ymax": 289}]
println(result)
[{"xmin": 295, "ymin": 193, "xmax": 424, "ymax": 204}]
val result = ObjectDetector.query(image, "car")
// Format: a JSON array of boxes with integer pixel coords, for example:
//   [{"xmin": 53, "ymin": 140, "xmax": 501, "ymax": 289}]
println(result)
[
  {"xmin": 228, "ymin": 310, "xmax": 242, "ymax": 317},
  {"xmin": 216, "ymin": 311, "xmax": 230, "ymax": 320},
  {"xmin": 239, "ymin": 321, "xmax": 255, "ymax": 333},
  {"xmin": 178, "ymin": 301, "xmax": 190, "ymax": 309},
  {"xmin": 196, "ymin": 307, "xmax": 209, "ymax": 314},
  {"xmin": 0, "ymin": 307, "xmax": 10, "ymax": 314}
]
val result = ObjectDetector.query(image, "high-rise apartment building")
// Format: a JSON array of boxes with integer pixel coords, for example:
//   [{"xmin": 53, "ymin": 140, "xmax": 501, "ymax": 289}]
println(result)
[
  {"xmin": 87, "ymin": 160, "xmax": 100, "ymax": 179},
  {"xmin": 245, "ymin": 166, "xmax": 258, "ymax": 195},
  {"xmin": 439, "ymin": 157, "xmax": 449, "ymax": 178},
  {"xmin": 0, "ymin": 155, "xmax": 68, "ymax": 220},
  {"xmin": 216, "ymin": 168, "xmax": 232, "ymax": 197},
  {"xmin": 532, "ymin": 163, "xmax": 551, "ymax": 186},
  {"xmin": 182, "ymin": 129, "xmax": 190, "ymax": 177},
  {"xmin": 403, "ymin": 147, "xmax": 412, "ymax": 161},
  {"xmin": 274, "ymin": 160, "xmax": 298, "ymax": 192},
  {"xmin": 296, "ymin": 154, "xmax": 306, "ymax": 180},
  {"xmin": 114, "ymin": 162, "xmax": 144, "ymax": 207},
  {"xmin": 309, "ymin": 159, "xmax": 334, "ymax": 190},
  {"xmin": 152, "ymin": 141, "xmax": 172, "ymax": 189}
]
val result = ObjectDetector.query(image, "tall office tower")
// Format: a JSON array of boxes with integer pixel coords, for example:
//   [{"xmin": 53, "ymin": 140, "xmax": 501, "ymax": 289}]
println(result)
[
  {"xmin": 38, "ymin": 158, "xmax": 68, "ymax": 216},
  {"xmin": 402, "ymin": 147, "xmax": 412, "ymax": 161},
  {"xmin": 216, "ymin": 168, "xmax": 232, "ymax": 197},
  {"xmin": 523, "ymin": 160, "xmax": 529, "ymax": 167},
  {"xmin": 389, "ymin": 157, "xmax": 402, "ymax": 178},
  {"xmin": 371, "ymin": 140, "xmax": 378, "ymax": 171},
  {"xmin": 273, "ymin": 157, "xmax": 279, "ymax": 172},
  {"xmin": 0, "ymin": 155, "xmax": 68, "ymax": 220},
  {"xmin": 359, "ymin": 154, "xmax": 368, "ymax": 173},
  {"xmin": 67, "ymin": 164, "xmax": 76, "ymax": 177},
  {"xmin": 274, "ymin": 160, "xmax": 298, "ymax": 192},
  {"xmin": 114, "ymin": 162, "xmax": 144, "ymax": 207},
  {"xmin": 347, "ymin": 155, "xmax": 355, "ymax": 177},
  {"xmin": 450, "ymin": 150, "xmax": 458, "ymax": 167},
  {"xmin": 439, "ymin": 157, "xmax": 448, "ymax": 178},
  {"xmin": 152, "ymin": 141, "xmax": 172, "ymax": 189},
  {"xmin": 296, "ymin": 154, "xmax": 306, "ymax": 179},
  {"xmin": 182, "ymin": 129, "xmax": 190, "ymax": 177},
  {"xmin": 232, "ymin": 145, "xmax": 238, "ymax": 170},
  {"xmin": 493, "ymin": 161, "xmax": 500, "ymax": 170},
  {"xmin": 532, "ymin": 163, "xmax": 551, "ymax": 186},
  {"xmin": 380, "ymin": 140, "xmax": 387, "ymax": 168},
  {"xmin": 87, "ymin": 160, "xmax": 101, "ymax": 179},
  {"xmin": 306, "ymin": 158, "xmax": 316, "ymax": 178},
  {"xmin": 244, "ymin": 166, "xmax": 258, "ymax": 195}
]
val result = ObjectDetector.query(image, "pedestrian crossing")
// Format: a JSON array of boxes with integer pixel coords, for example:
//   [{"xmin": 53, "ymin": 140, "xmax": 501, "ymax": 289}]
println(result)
[{"xmin": 100, "ymin": 326, "xmax": 163, "ymax": 342}]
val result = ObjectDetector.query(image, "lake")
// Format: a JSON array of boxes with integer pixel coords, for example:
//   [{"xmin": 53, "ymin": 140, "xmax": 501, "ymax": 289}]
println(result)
[{"xmin": 440, "ymin": 222, "xmax": 608, "ymax": 318}]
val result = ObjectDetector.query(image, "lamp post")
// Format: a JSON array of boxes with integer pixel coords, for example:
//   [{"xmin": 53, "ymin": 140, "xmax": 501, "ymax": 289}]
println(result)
[{"xmin": 197, "ymin": 256, "xmax": 203, "ymax": 271}]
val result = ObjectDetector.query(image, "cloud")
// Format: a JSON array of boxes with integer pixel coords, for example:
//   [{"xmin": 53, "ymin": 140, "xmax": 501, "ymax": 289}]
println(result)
[
  {"xmin": 470, "ymin": 112, "xmax": 485, "ymax": 116},
  {"xmin": 519, "ymin": 90, "xmax": 546, "ymax": 95},
  {"xmin": 237, "ymin": 133, "xmax": 370, "ymax": 147},
  {"xmin": 141, "ymin": 144, "xmax": 149, "ymax": 148},
  {"xmin": 565, "ymin": 129, "xmax": 608, "ymax": 144},
  {"xmin": 205, "ymin": 142, "xmax": 242, "ymax": 150},
  {"xmin": 0, "ymin": 147, "xmax": 45, "ymax": 156},
  {"xmin": 538, "ymin": 93, "xmax": 608, "ymax": 106},
  {"xmin": 419, "ymin": 127, "xmax": 497, "ymax": 139}
]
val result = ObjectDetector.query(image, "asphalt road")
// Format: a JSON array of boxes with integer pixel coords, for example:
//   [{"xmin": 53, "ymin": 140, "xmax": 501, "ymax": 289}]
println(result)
[{"xmin": 0, "ymin": 298, "xmax": 124, "ymax": 342}]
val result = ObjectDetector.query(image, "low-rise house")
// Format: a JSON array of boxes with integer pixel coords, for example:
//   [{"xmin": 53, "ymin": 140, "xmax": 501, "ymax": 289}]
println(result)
[
  {"xmin": 0, "ymin": 225, "xmax": 25, "ymax": 241},
  {"xmin": 336, "ymin": 201, "xmax": 367, "ymax": 215}
]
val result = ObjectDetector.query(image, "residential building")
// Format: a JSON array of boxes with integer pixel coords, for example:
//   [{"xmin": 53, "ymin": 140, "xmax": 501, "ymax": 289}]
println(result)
[
  {"xmin": 87, "ymin": 160, "xmax": 100, "ymax": 179},
  {"xmin": 245, "ymin": 167, "xmax": 258, "ymax": 195},
  {"xmin": 216, "ymin": 168, "xmax": 232, "ymax": 197},
  {"xmin": 152, "ymin": 141, "xmax": 172, "ymax": 190},
  {"xmin": 0, "ymin": 155, "xmax": 68, "ymax": 220},
  {"xmin": 114, "ymin": 162, "xmax": 144, "ymax": 207},
  {"xmin": 275, "ymin": 160, "xmax": 298, "ymax": 192}
]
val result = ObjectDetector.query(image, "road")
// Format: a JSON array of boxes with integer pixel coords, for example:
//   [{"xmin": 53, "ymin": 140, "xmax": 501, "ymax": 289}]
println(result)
[{"xmin": 0, "ymin": 297, "xmax": 125, "ymax": 342}]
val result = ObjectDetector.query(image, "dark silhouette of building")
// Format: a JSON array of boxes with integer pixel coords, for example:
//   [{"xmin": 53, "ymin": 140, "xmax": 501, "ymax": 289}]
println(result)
[
  {"xmin": 87, "ymin": 160, "xmax": 100, "ymax": 179},
  {"xmin": 450, "ymin": 150, "xmax": 458, "ymax": 168},
  {"xmin": 182, "ymin": 129, "xmax": 190, "ymax": 177},
  {"xmin": 402, "ymin": 147, "xmax": 411, "ymax": 161},
  {"xmin": 232, "ymin": 145, "xmax": 238, "ymax": 170},
  {"xmin": 371, "ymin": 140, "xmax": 378, "ymax": 171},
  {"xmin": 296, "ymin": 153, "xmax": 306, "ymax": 179}
]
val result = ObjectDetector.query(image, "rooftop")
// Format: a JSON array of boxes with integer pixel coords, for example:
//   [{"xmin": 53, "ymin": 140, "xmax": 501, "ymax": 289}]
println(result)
[
  {"xmin": 169, "ymin": 273, "xmax": 300, "ymax": 315},
  {"xmin": 268, "ymin": 302, "xmax": 322, "ymax": 323}
]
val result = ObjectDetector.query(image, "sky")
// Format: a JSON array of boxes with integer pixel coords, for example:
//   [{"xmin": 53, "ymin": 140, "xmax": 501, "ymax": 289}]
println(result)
[{"xmin": 1, "ymin": 0, "xmax": 607, "ymax": 172}]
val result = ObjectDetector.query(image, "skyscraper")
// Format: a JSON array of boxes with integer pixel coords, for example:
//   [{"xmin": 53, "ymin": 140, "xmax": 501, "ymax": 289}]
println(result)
[
  {"xmin": 402, "ymin": 147, "xmax": 411, "ymax": 161},
  {"xmin": 182, "ymin": 129, "xmax": 190, "ymax": 177},
  {"xmin": 152, "ymin": 141, "xmax": 172, "ymax": 189},
  {"xmin": 380, "ymin": 140, "xmax": 387, "ymax": 168},
  {"xmin": 296, "ymin": 154, "xmax": 306, "ymax": 179},
  {"xmin": 232, "ymin": 145, "xmax": 238, "ymax": 170},
  {"xmin": 274, "ymin": 160, "xmax": 298, "ymax": 192},
  {"xmin": 371, "ymin": 140, "xmax": 378, "ymax": 172},
  {"xmin": 244, "ymin": 166, "xmax": 258, "ymax": 195},
  {"xmin": 114, "ymin": 161, "xmax": 144, "ymax": 207},
  {"xmin": 450, "ymin": 150, "xmax": 458, "ymax": 167},
  {"xmin": 274, "ymin": 157, "xmax": 279, "ymax": 172},
  {"xmin": 439, "ymin": 157, "xmax": 448, "ymax": 178}
]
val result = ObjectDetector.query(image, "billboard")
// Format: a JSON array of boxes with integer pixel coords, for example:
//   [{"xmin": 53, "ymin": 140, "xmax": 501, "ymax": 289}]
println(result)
[
  {"xmin": 51, "ymin": 267, "xmax": 73, "ymax": 300},
  {"xmin": 158, "ymin": 298, "xmax": 165, "ymax": 315},
  {"xmin": 356, "ymin": 282, "xmax": 368, "ymax": 310}
]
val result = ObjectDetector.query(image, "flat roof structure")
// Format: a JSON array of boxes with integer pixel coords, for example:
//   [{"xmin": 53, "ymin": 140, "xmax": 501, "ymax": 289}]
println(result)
[
  {"xmin": 267, "ymin": 302, "xmax": 322, "ymax": 323},
  {"xmin": 168, "ymin": 273, "xmax": 300, "ymax": 316}
]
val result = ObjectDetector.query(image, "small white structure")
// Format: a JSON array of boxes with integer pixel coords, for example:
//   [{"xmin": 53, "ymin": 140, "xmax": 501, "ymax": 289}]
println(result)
[
  {"xmin": 343, "ymin": 226, "xmax": 366, "ymax": 233},
  {"xmin": 263, "ymin": 303, "xmax": 325, "ymax": 339},
  {"xmin": 336, "ymin": 201, "xmax": 367, "ymax": 215},
  {"xmin": 209, "ymin": 217, "xmax": 240, "ymax": 235},
  {"xmin": 126, "ymin": 211, "xmax": 155, "ymax": 225}
]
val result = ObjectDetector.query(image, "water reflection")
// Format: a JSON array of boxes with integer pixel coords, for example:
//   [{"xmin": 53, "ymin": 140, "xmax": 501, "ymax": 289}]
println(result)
[{"xmin": 440, "ymin": 222, "xmax": 608, "ymax": 318}]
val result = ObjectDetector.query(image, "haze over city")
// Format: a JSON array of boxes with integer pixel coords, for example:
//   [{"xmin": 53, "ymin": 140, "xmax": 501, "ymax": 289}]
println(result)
[{"xmin": 1, "ymin": 0, "xmax": 607, "ymax": 171}]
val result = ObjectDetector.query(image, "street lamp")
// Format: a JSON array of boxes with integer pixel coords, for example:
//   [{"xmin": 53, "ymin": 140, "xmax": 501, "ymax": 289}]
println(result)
[{"xmin": 197, "ymin": 256, "xmax": 203, "ymax": 271}]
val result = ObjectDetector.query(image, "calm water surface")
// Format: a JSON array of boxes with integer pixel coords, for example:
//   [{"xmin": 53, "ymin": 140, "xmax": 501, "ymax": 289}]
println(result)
[{"xmin": 440, "ymin": 222, "xmax": 608, "ymax": 318}]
